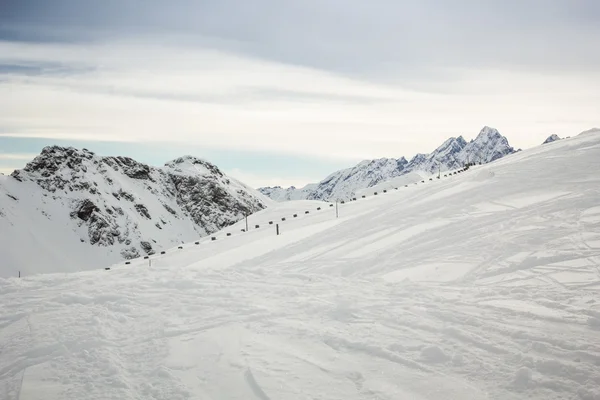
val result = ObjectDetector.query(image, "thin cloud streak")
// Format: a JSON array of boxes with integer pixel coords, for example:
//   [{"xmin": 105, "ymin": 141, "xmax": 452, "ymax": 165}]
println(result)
[
  {"xmin": 0, "ymin": 38, "xmax": 598, "ymax": 161},
  {"xmin": 0, "ymin": 153, "xmax": 39, "ymax": 160}
]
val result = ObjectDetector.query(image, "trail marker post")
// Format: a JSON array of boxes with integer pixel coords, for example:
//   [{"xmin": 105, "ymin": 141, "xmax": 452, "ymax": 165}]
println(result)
[{"xmin": 276, "ymin": 224, "xmax": 280, "ymax": 236}]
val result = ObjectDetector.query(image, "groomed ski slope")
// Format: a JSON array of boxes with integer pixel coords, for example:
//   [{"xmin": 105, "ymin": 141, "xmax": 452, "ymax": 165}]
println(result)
[{"xmin": 2, "ymin": 131, "xmax": 600, "ymax": 400}]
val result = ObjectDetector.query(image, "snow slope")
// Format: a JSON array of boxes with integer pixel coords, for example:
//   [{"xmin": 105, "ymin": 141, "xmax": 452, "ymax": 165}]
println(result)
[
  {"xmin": 259, "ymin": 126, "xmax": 515, "ymax": 201},
  {"xmin": 0, "ymin": 148, "xmax": 269, "ymax": 277},
  {"xmin": 355, "ymin": 171, "xmax": 426, "ymax": 197},
  {"xmin": 2, "ymin": 131, "xmax": 600, "ymax": 399}
]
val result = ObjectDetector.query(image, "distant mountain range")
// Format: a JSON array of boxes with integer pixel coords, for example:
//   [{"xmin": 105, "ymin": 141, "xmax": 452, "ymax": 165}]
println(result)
[
  {"xmin": 0, "ymin": 147, "xmax": 269, "ymax": 275},
  {"xmin": 259, "ymin": 126, "xmax": 516, "ymax": 201}
]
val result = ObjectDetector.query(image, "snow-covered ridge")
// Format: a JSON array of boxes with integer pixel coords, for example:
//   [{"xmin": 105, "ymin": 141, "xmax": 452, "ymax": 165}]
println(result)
[
  {"xmin": 2, "ymin": 131, "xmax": 600, "ymax": 399},
  {"xmin": 0, "ymin": 146, "xmax": 269, "ymax": 276},
  {"xmin": 259, "ymin": 126, "xmax": 516, "ymax": 201}
]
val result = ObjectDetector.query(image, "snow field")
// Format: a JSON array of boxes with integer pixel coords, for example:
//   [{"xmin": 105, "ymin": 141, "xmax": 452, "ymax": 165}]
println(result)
[{"xmin": 2, "ymin": 131, "xmax": 600, "ymax": 399}]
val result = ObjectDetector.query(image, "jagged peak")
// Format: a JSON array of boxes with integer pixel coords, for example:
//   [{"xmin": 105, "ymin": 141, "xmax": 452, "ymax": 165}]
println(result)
[
  {"xmin": 39, "ymin": 145, "xmax": 95, "ymax": 157},
  {"xmin": 259, "ymin": 126, "xmax": 516, "ymax": 202},
  {"xmin": 17, "ymin": 146, "xmax": 96, "ymax": 177},
  {"xmin": 434, "ymin": 136, "xmax": 468, "ymax": 153},
  {"xmin": 355, "ymin": 157, "xmax": 395, "ymax": 168},
  {"xmin": 475, "ymin": 126, "xmax": 501, "ymax": 140},
  {"xmin": 165, "ymin": 155, "xmax": 213, "ymax": 167},
  {"xmin": 408, "ymin": 153, "xmax": 428, "ymax": 164},
  {"xmin": 543, "ymin": 134, "xmax": 561, "ymax": 144},
  {"xmin": 165, "ymin": 155, "xmax": 224, "ymax": 177},
  {"xmin": 355, "ymin": 159, "xmax": 372, "ymax": 168}
]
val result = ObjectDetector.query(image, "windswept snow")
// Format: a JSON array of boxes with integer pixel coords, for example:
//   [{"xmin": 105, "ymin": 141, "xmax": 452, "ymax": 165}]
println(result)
[{"xmin": 2, "ymin": 132, "xmax": 600, "ymax": 399}]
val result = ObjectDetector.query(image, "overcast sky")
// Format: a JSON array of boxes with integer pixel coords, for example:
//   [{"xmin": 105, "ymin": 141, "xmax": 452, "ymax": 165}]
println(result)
[{"xmin": 1, "ymin": 0, "xmax": 599, "ymax": 187}]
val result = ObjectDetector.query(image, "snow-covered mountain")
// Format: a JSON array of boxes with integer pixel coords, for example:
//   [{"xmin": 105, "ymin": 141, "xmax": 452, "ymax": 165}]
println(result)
[
  {"xmin": 2, "ymin": 130, "xmax": 599, "ymax": 400},
  {"xmin": 257, "ymin": 183, "xmax": 318, "ymax": 202},
  {"xmin": 260, "ymin": 126, "xmax": 515, "ymax": 201},
  {"xmin": 0, "ymin": 147, "xmax": 269, "ymax": 276},
  {"xmin": 543, "ymin": 134, "xmax": 561, "ymax": 144}
]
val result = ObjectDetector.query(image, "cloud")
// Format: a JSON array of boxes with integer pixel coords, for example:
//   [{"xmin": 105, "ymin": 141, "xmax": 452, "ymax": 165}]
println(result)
[
  {"xmin": 0, "ymin": 30, "xmax": 598, "ymax": 160},
  {"xmin": 0, "ymin": 153, "xmax": 38, "ymax": 160},
  {"xmin": 0, "ymin": 153, "xmax": 37, "ymax": 175},
  {"xmin": 3, "ymin": 0, "xmax": 600, "ymax": 77}
]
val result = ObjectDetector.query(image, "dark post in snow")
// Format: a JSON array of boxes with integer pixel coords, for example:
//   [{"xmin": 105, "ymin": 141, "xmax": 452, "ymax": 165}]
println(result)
[
  {"xmin": 18, "ymin": 271, "xmax": 20, "ymax": 278},
  {"xmin": 336, "ymin": 200, "xmax": 339, "ymax": 219},
  {"xmin": 245, "ymin": 214, "xmax": 248, "ymax": 232},
  {"xmin": 276, "ymin": 224, "xmax": 280, "ymax": 236}
]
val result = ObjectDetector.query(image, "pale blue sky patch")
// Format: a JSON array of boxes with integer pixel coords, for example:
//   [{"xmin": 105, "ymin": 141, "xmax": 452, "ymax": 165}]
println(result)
[{"xmin": 0, "ymin": 136, "xmax": 350, "ymax": 186}]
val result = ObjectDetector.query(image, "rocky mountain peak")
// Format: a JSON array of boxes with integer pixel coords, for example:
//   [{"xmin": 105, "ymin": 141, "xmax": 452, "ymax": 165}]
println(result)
[
  {"xmin": 166, "ymin": 155, "xmax": 210, "ymax": 167},
  {"xmin": 165, "ymin": 156, "xmax": 224, "ymax": 177},
  {"xmin": 543, "ymin": 134, "xmax": 561, "ymax": 144},
  {"xmin": 1, "ymin": 148, "xmax": 268, "ymax": 273},
  {"xmin": 408, "ymin": 153, "xmax": 428, "ymax": 164},
  {"xmin": 18, "ymin": 146, "xmax": 95, "ymax": 177},
  {"xmin": 260, "ymin": 126, "xmax": 516, "ymax": 201},
  {"xmin": 475, "ymin": 126, "xmax": 502, "ymax": 141},
  {"xmin": 433, "ymin": 136, "xmax": 467, "ymax": 155}
]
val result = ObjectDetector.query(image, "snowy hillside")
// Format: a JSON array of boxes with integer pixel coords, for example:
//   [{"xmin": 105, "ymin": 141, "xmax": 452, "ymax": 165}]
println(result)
[
  {"xmin": 2, "ymin": 130, "xmax": 600, "ymax": 399},
  {"xmin": 0, "ymin": 147, "xmax": 269, "ymax": 277},
  {"xmin": 355, "ymin": 171, "xmax": 430, "ymax": 197},
  {"xmin": 259, "ymin": 126, "xmax": 515, "ymax": 201}
]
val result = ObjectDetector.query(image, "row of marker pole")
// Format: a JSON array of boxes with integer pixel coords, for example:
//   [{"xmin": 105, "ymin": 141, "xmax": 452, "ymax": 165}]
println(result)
[{"xmin": 107, "ymin": 167, "xmax": 468, "ymax": 270}]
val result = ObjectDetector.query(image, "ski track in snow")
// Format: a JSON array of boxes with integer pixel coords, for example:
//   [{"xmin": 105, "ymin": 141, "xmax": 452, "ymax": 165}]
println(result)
[{"xmin": 2, "ymin": 132, "xmax": 600, "ymax": 399}]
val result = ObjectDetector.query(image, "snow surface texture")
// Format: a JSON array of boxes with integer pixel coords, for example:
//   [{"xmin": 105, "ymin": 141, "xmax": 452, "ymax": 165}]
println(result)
[
  {"xmin": 259, "ymin": 126, "xmax": 515, "ymax": 202},
  {"xmin": 2, "ymin": 131, "xmax": 600, "ymax": 399},
  {"xmin": 0, "ymin": 148, "xmax": 270, "ymax": 277}
]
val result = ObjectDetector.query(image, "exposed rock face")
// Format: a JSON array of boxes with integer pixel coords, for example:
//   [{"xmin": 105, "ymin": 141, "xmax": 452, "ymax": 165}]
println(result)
[
  {"xmin": 260, "ymin": 126, "xmax": 516, "ymax": 201},
  {"xmin": 1, "ymin": 147, "xmax": 270, "ymax": 273},
  {"xmin": 543, "ymin": 134, "xmax": 561, "ymax": 144}
]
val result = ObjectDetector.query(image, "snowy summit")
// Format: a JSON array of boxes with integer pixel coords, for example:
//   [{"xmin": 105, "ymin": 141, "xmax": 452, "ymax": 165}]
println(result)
[
  {"xmin": 259, "ymin": 126, "xmax": 515, "ymax": 201},
  {"xmin": 0, "ymin": 147, "xmax": 269, "ymax": 276}
]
